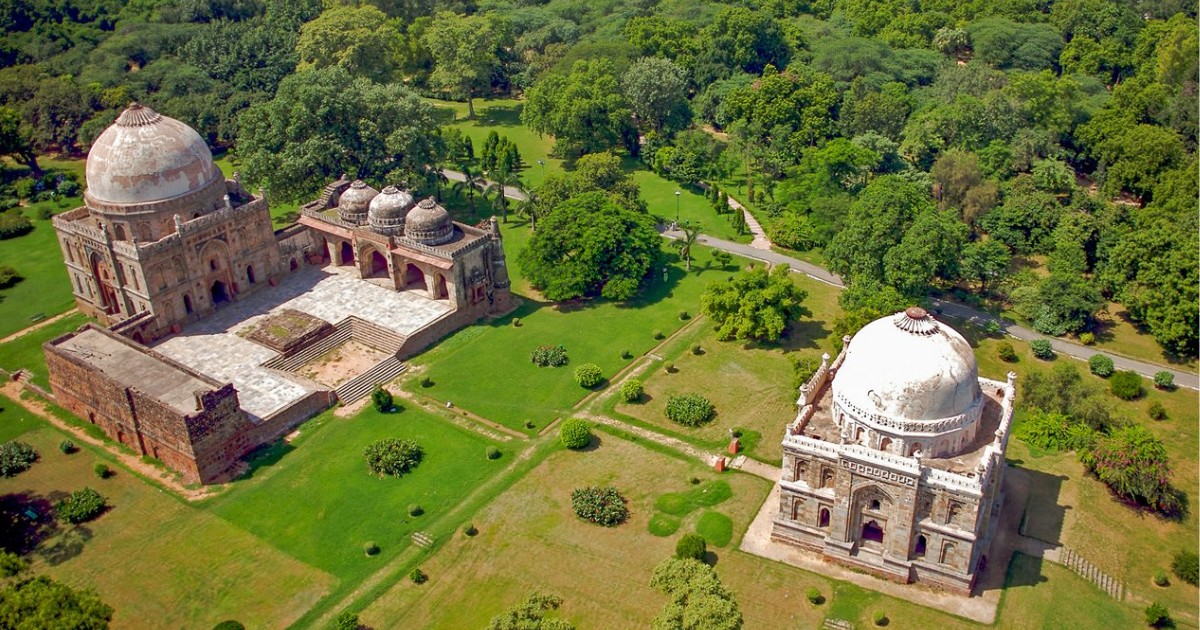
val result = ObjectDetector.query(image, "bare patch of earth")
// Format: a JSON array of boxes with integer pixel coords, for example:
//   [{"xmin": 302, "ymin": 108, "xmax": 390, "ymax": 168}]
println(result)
[{"xmin": 299, "ymin": 340, "xmax": 389, "ymax": 388}]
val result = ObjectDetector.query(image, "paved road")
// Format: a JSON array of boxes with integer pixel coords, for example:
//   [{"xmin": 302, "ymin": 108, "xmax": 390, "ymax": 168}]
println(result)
[
  {"xmin": 664, "ymin": 229, "xmax": 1199, "ymax": 390},
  {"xmin": 449, "ymin": 167, "xmax": 1198, "ymax": 390}
]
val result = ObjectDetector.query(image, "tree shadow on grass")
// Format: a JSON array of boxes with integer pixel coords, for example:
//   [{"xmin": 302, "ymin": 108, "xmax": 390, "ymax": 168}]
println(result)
[
  {"xmin": 476, "ymin": 105, "xmax": 524, "ymax": 128},
  {"xmin": 39, "ymin": 524, "xmax": 93, "ymax": 566},
  {"xmin": 237, "ymin": 440, "xmax": 296, "ymax": 481},
  {"xmin": 0, "ymin": 492, "xmax": 61, "ymax": 555}
]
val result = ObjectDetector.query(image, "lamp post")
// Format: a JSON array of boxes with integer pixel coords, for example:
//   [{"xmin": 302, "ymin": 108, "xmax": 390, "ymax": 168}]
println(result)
[
  {"xmin": 537, "ymin": 159, "xmax": 546, "ymax": 181},
  {"xmin": 674, "ymin": 190, "xmax": 681, "ymax": 225}
]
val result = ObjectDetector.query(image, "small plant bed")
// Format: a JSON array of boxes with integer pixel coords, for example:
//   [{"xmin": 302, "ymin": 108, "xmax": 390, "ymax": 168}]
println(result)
[
  {"xmin": 653, "ymin": 480, "xmax": 733, "ymax": 517},
  {"xmin": 665, "ymin": 393, "xmax": 715, "ymax": 427},
  {"xmin": 694, "ymin": 510, "xmax": 733, "ymax": 547},
  {"xmin": 647, "ymin": 512, "xmax": 682, "ymax": 537},
  {"xmin": 571, "ymin": 486, "xmax": 628, "ymax": 527}
]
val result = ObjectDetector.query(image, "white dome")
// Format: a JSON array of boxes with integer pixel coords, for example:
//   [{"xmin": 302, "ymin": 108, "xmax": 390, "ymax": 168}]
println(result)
[
  {"xmin": 834, "ymin": 308, "xmax": 980, "ymax": 422},
  {"xmin": 85, "ymin": 103, "xmax": 221, "ymax": 207}
]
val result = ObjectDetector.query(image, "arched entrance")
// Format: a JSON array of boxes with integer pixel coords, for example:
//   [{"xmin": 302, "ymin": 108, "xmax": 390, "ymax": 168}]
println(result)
[
  {"xmin": 183, "ymin": 294, "xmax": 193, "ymax": 314},
  {"xmin": 340, "ymin": 242, "xmax": 354, "ymax": 266},
  {"xmin": 290, "ymin": 258, "xmax": 299, "ymax": 271},
  {"xmin": 211, "ymin": 280, "xmax": 230, "ymax": 305},
  {"xmin": 367, "ymin": 250, "xmax": 388, "ymax": 278},
  {"xmin": 90, "ymin": 253, "xmax": 118, "ymax": 314},
  {"xmin": 404, "ymin": 263, "xmax": 426, "ymax": 291},
  {"xmin": 914, "ymin": 534, "xmax": 928, "ymax": 557},
  {"xmin": 818, "ymin": 508, "xmax": 830, "ymax": 528},
  {"xmin": 246, "ymin": 265, "xmax": 256, "ymax": 284},
  {"xmin": 433, "ymin": 274, "xmax": 448, "ymax": 299}
]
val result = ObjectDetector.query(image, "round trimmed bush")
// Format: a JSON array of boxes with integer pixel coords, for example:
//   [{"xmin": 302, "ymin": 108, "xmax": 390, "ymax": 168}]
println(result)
[
  {"xmin": 486, "ymin": 446, "xmax": 501, "ymax": 460},
  {"xmin": 213, "ymin": 622, "xmax": 246, "ymax": 630},
  {"xmin": 653, "ymin": 329, "xmax": 665, "ymax": 340},
  {"xmin": 1089, "ymin": 354, "xmax": 1114, "ymax": 377},
  {"xmin": 997, "ymin": 342, "xmax": 1017, "ymax": 362},
  {"xmin": 559, "ymin": 419, "xmax": 591, "ymax": 449},
  {"xmin": 574, "ymin": 363, "xmax": 603, "ymax": 388},
  {"xmin": 56, "ymin": 487, "xmax": 106, "ymax": 524},
  {"xmin": 620, "ymin": 379, "xmax": 644, "ymax": 402},
  {"xmin": 1030, "ymin": 339, "xmax": 1054, "ymax": 359},
  {"xmin": 679, "ymin": 310, "xmax": 690, "ymax": 320},
  {"xmin": 512, "ymin": 317, "xmax": 521, "ymax": 327},
  {"xmin": 1110, "ymin": 370, "xmax": 1143, "ymax": 400},
  {"xmin": 1153, "ymin": 569, "xmax": 1169, "ymax": 586},
  {"xmin": 1172, "ymin": 550, "xmax": 1198, "ymax": 585},
  {"xmin": 690, "ymin": 343, "xmax": 702, "ymax": 355},
  {"xmin": 665, "ymin": 394, "xmax": 714, "ymax": 427},
  {"xmin": 1145, "ymin": 602, "xmax": 1170, "ymax": 628},
  {"xmin": 0, "ymin": 441, "xmax": 38, "ymax": 478},
  {"xmin": 93, "ymin": 463, "xmax": 110, "ymax": 479},
  {"xmin": 407, "ymin": 504, "xmax": 423, "ymax": 517},
  {"xmin": 363, "ymin": 541, "xmax": 380, "ymax": 556},
  {"xmin": 571, "ymin": 486, "xmax": 628, "ymax": 526},
  {"xmin": 363, "ymin": 438, "xmax": 424, "ymax": 478},
  {"xmin": 805, "ymin": 587, "xmax": 823, "ymax": 605},
  {"xmin": 663, "ymin": 361, "xmax": 675, "ymax": 373},
  {"xmin": 873, "ymin": 611, "xmax": 889, "ymax": 626},
  {"xmin": 1154, "ymin": 371, "xmax": 1175, "ymax": 390},
  {"xmin": 58, "ymin": 440, "xmax": 76, "ymax": 455},
  {"xmin": 410, "ymin": 568, "xmax": 428, "ymax": 584},
  {"xmin": 1079, "ymin": 331, "xmax": 1095, "ymax": 345},
  {"xmin": 675, "ymin": 533, "xmax": 707, "ymax": 561},
  {"xmin": 1148, "ymin": 401, "xmax": 1167, "ymax": 421},
  {"xmin": 371, "ymin": 385, "xmax": 393, "ymax": 412}
]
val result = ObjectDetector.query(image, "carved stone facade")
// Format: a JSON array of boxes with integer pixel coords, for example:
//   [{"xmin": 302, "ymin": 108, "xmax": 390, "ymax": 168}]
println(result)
[{"xmin": 772, "ymin": 308, "xmax": 1017, "ymax": 595}]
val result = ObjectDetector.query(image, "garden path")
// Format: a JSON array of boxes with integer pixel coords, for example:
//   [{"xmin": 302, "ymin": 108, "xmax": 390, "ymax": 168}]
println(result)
[{"xmin": 0, "ymin": 308, "xmax": 77, "ymax": 344}]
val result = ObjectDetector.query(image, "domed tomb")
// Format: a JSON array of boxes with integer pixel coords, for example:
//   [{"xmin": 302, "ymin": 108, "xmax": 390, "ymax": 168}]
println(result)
[
  {"xmin": 404, "ymin": 198, "xmax": 454, "ymax": 245},
  {"xmin": 338, "ymin": 180, "xmax": 377, "ymax": 225},
  {"xmin": 85, "ymin": 103, "xmax": 225, "ymax": 217},
  {"xmin": 832, "ymin": 307, "xmax": 983, "ymax": 456},
  {"xmin": 367, "ymin": 186, "xmax": 414, "ymax": 234}
]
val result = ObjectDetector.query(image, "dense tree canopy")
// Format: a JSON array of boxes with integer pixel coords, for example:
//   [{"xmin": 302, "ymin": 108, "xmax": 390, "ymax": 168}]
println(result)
[
  {"xmin": 295, "ymin": 5, "xmax": 396, "ymax": 83},
  {"xmin": 650, "ymin": 557, "xmax": 743, "ymax": 630},
  {"xmin": 0, "ymin": 575, "xmax": 113, "ymax": 629},
  {"xmin": 522, "ymin": 59, "xmax": 633, "ymax": 157},
  {"xmin": 701, "ymin": 264, "xmax": 808, "ymax": 342}
]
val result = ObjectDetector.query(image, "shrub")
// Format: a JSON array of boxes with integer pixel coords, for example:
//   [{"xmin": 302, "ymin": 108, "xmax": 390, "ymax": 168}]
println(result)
[
  {"xmin": 363, "ymin": 438, "xmax": 424, "ymax": 477},
  {"xmin": 1080, "ymin": 425, "xmax": 1178, "ymax": 514},
  {"xmin": 410, "ymin": 568, "xmax": 428, "ymax": 584},
  {"xmin": 679, "ymin": 310, "xmax": 690, "ymax": 320},
  {"xmin": 663, "ymin": 361, "xmax": 675, "ymax": 373},
  {"xmin": 997, "ymin": 342, "xmax": 1017, "ymax": 362},
  {"xmin": 0, "ymin": 441, "xmax": 37, "ymax": 478},
  {"xmin": 463, "ymin": 523, "xmax": 478, "ymax": 537},
  {"xmin": 690, "ymin": 343, "xmax": 702, "ymax": 355},
  {"xmin": 1110, "ymin": 370, "xmax": 1143, "ymax": 400},
  {"xmin": 574, "ymin": 363, "xmax": 603, "ymax": 388},
  {"xmin": 419, "ymin": 375, "xmax": 433, "ymax": 388},
  {"xmin": 559, "ymin": 419, "xmax": 591, "ymax": 449},
  {"xmin": 665, "ymin": 394, "xmax": 714, "ymax": 427},
  {"xmin": 524, "ymin": 420, "xmax": 535, "ymax": 429},
  {"xmin": 653, "ymin": 329, "xmax": 665, "ymax": 340},
  {"xmin": 712, "ymin": 250, "xmax": 733, "ymax": 267},
  {"xmin": 1014, "ymin": 411, "xmax": 1096, "ymax": 452},
  {"xmin": 571, "ymin": 486, "xmax": 628, "ymax": 526},
  {"xmin": 371, "ymin": 385, "xmax": 393, "ymax": 412},
  {"xmin": 407, "ymin": 503, "xmax": 423, "ymax": 517},
  {"xmin": 213, "ymin": 621, "xmax": 246, "ymax": 630},
  {"xmin": 1030, "ymin": 339, "xmax": 1054, "ymax": 359},
  {"xmin": 873, "ymin": 611, "xmax": 889, "ymax": 626},
  {"xmin": 530, "ymin": 345, "xmax": 568, "ymax": 367},
  {"xmin": 56, "ymin": 487, "xmax": 106, "ymax": 524},
  {"xmin": 58, "ymin": 440, "xmax": 76, "ymax": 455},
  {"xmin": 983, "ymin": 320, "xmax": 1002, "ymax": 336},
  {"xmin": 512, "ymin": 317, "xmax": 521, "ymax": 327},
  {"xmin": 0, "ymin": 213, "xmax": 32, "ymax": 240},
  {"xmin": 1079, "ymin": 331, "xmax": 1095, "ymax": 345},
  {"xmin": 620, "ymin": 379, "xmax": 644, "ymax": 402},
  {"xmin": 1089, "ymin": 354, "xmax": 1114, "ymax": 377},
  {"xmin": 805, "ymin": 587, "xmax": 823, "ymax": 605},
  {"xmin": 0, "ymin": 264, "xmax": 19, "ymax": 289},
  {"xmin": 93, "ymin": 463, "xmax": 110, "ymax": 479},
  {"xmin": 1148, "ymin": 401, "xmax": 1167, "ymax": 421},
  {"xmin": 1172, "ymin": 550, "xmax": 1198, "ymax": 585},
  {"xmin": 333, "ymin": 610, "xmax": 358, "ymax": 630},
  {"xmin": 363, "ymin": 541, "xmax": 379, "ymax": 556},
  {"xmin": 486, "ymin": 446, "xmax": 501, "ymax": 459},
  {"xmin": 620, "ymin": 349, "xmax": 632, "ymax": 359},
  {"xmin": 1144, "ymin": 602, "xmax": 1169, "ymax": 628},
  {"xmin": 1154, "ymin": 371, "xmax": 1175, "ymax": 390},
  {"xmin": 1153, "ymin": 569, "xmax": 1169, "ymax": 586},
  {"xmin": 675, "ymin": 533, "xmax": 707, "ymax": 561}
]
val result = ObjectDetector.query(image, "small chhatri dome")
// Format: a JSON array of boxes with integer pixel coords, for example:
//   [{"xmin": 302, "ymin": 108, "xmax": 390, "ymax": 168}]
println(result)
[
  {"xmin": 85, "ymin": 102, "xmax": 222, "ymax": 207},
  {"xmin": 368, "ymin": 185, "xmax": 414, "ymax": 232},
  {"xmin": 404, "ymin": 197, "xmax": 454, "ymax": 245},
  {"xmin": 834, "ymin": 309, "xmax": 980, "ymax": 422},
  {"xmin": 338, "ymin": 180, "xmax": 378, "ymax": 224}
]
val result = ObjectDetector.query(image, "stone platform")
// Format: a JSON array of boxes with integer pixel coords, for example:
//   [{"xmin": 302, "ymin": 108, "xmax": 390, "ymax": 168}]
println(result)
[{"xmin": 153, "ymin": 266, "xmax": 452, "ymax": 421}]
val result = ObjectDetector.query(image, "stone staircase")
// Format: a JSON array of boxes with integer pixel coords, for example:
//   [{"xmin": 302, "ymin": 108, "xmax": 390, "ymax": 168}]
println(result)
[
  {"xmin": 263, "ymin": 326, "xmax": 352, "ymax": 371},
  {"xmin": 345, "ymin": 317, "xmax": 406, "ymax": 355},
  {"xmin": 822, "ymin": 618, "xmax": 854, "ymax": 630},
  {"xmin": 412, "ymin": 531, "xmax": 433, "ymax": 548},
  {"xmin": 1061, "ymin": 547, "xmax": 1125, "ymax": 600},
  {"xmin": 334, "ymin": 357, "xmax": 407, "ymax": 403}
]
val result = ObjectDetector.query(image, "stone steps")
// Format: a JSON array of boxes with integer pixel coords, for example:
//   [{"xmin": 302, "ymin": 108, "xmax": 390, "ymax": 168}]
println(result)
[
  {"xmin": 1060, "ymin": 547, "xmax": 1124, "ymax": 600},
  {"xmin": 822, "ymin": 618, "xmax": 854, "ymax": 630},
  {"xmin": 335, "ymin": 357, "xmax": 407, "ymax": 403},
  {"xmin": 412, "ymin": 531, "xmax": 433, "ymax": 548},
  {"xmin": 346, "ymin": 317, "xmax": 406, "ymax": 354},
  {"xmin": 263, "ymin": 327, "xmax": 352, "ymax": 371}
]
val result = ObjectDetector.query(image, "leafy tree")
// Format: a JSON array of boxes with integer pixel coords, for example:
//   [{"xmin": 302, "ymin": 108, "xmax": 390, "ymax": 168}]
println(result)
[
  {"xmin": 296, "ymin": 6, "xmax": 397, "ymax": 83},
  {"xmin": 20, "ymin": 76, "xmax": 96, "ymax": 154},
  {"xmin": 719, "ymin": 64, "xmax": 838, "ymax": 157},
  {"xmin": 1145, "ymin": 602, "xmax": 1171, "ymax": 628},
  {"xmin": 675, "ymin": 533, "xmax": 707, "ymax": 561},
  {"xmin": 55, "ymin": 487, "xmax": 106, "ymax": 524},
  {"xmin": 979, "ymin": 178, "xmax": 1063, "ymax": 254},
  {"xmin": 622, "ymin": 57, "xmax": 690, "ymax": 134},
  {"xmin": 425, "ymin": 12, "xmax": 509, "ymax": 119},
  {"xmin": 1154, "ymin": 371, "xmax": 1175, "ymax": 390},
  {"xmin": 768, "ymin": 214, "xmax": 819, "ymax": 252},
  {"xmin": 961, "ymin": 239, "xmax": 1011, "ymax": 295},
  {"xmin": 967, "ymin": 18, "xmax": 1064, "ymax": 71},
  {"xmin": 518, "ymin": 192, "xmax": 661, "ymax": 301},
  {"xmin": 537, "ymin": 151, "xmax": 643, "ymax": 213},
  {"xmin": 882, "ymin": 209, "xmax": 968, "ymax": 297},
  {"xmin": 701, "ymin": 264, "xmax": 807, "ymax": 342},
  {"xmin": 333, "ymin": 610, "xmax": 359, "ymax": 630},
  {"xmin": 487, "ymin": 592, "xmax": 576, "ymax": 630},
  {"xmin": 1030, "ymin": 339, "xmax": 1055, "ymax": 359},
  {"xmin": 363, "ymin": 438, "xmax": 424, "ymax": 478},
  {"xmin": 1013, "ymin": 272, "xmax": 1103, "ymax": 336},
  {"xmin": 559, "ymin": 419, "xmax": 591, "ymax": 449},
  {"xmin": 371, "ymin": 385, "xmax": 393, "ymax": 413},
  {"xmin": 1080, "ymin": 425, "xmax": 1178, "ymax": 514},
  {"xmin": 236, "ymin": 67, "xmax": 441, "ymax": 201},
  {"xmin": 0, "ymin": 442, "xmax": 37, "ymax": 478},
  {"xmin": 0, "ymin": 106, "xmax": 39, "ymax": 174},
  {"xmin": 930, "ymin": 150, "xmax": 999, "ymax": 228},
  {"xmin": 826, "ymin": 176, "xmax": 935, "ymax": 285},
  {"xmin": 0, "ymin": 575, "xmax": 112, "ymax": 629},
  {"xmin": 522, "ymin": 59, "xmax": 633, "ymax": 157},
  {"xmin": 1021, "ymin": 363, "xmax": 1115, "ymax": 431},
  {"xmin": 650, "ymin": 557, "xmax": 743, "ymax": 630},
  {"xmin": 694, "ymin": 7, "xmax": 790, "ymax": 82},
  {"xmin": 1172, "ymin": 550, "xmax": 1198, "ymax": 586},
  {"xmin": 1109, "ymin": 370, "xmax": 1144, "ymax": 400},
  {"xmin": 839, "ymin": 80, "xmax": 913, "ymax": 142}
]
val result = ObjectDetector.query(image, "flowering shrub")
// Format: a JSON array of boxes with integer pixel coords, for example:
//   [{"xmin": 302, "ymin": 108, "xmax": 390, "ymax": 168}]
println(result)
[
  {"xmin": 665, "ymin": 394, "xmax": 714, "ymax": 427},
  {"xmin": 0, "ymin": 441, "xmax": 37, "ymax": 477},
  {"xmin": 1079, "ymin": 425, "xmax": 1180, "ymax": 515},
  {"xmin": 571, "ymin": 486, "xmax": 628, "ymax": 526},
  {"xmin": 56, "ymin": 487, "xmax": 106, "ymax": 524},
  {"xmin": 530, "ymin": 345, "xmax": 568, "ymax": 367}
]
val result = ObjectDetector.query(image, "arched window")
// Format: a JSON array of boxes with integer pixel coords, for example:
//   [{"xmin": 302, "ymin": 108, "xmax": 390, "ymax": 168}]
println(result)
[
  {"xmin": 184, "ymin": 294, "xmax": 193, "ymax": 314},
  {"xmin": 869, "ymin": 499, "xmax": 881, "ymax": 511},
  {"xmin": 854, "ymin": 426, "xmax": 865, "ymax": 442},
  {"xmin": 821, "ymin": 468, "xmax": 835, "ymax": 488},
  {"xmin": 246, "ymin": 265, "xmax": 256, "ymax": 284},
  {"xmin": 909, "ymin": 442, "xmax": 923, "ymax": 457},
  {"xmin": 940, "ymin": 542, "xmax": 957, "ymax": 565},
  {"xmin": 947, "ymin": 502, "xmax": 962, "ymax": 525},
  {"xmin": 794, "ymin": 460, "xmax": 808, "ymax": 482},
  {"xmin": 791, "ymin": 497, "xmax": 803, "ymax": 520},
  {"xmin": 879, "ymin": 437, "xmax": 893, "ymax": 452},
  {"xmin": 818, "ymin": 508, "xmax": 830, "ymax": 528},
  {"xmin": 914, "ymin": 534, "xmax": 927, "ymax": 557},
  {"xmin": 114, "ymin": 224, "xmax": 127, "ymax": 241}
]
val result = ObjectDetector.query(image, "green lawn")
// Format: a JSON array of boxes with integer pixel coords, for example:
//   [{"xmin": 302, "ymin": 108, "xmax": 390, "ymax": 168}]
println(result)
[
  {"xmin": 204, "ymin": 403, "xmax": 508, "ymax": 585},
  {"xmin": 405, "ymin": 242, "xmax": 736, "ymax": 434},
  {"xmin": 0, "ymin": 312, "xmax": 88, "ymax": 389},
  {"xmin": 0, "ymin": 395, "xmax": 335, "ymax": 629},
  {"xmin": 0, "ymin": 201, "xmax": 78, "ymax": 338}
]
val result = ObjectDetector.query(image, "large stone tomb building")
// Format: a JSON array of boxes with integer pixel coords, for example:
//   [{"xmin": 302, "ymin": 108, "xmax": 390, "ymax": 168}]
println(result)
[
  {"xmin": 44, "ymin": 103, "xmax": 513, "ymax": 484},
  {"xmin": 771, "ymin": 307, "xmax": 1017, "ymax": 595}
]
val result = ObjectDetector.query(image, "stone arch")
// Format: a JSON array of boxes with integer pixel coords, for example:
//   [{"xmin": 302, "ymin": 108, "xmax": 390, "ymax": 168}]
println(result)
[
  {"xmin": 359, "ymin": 244, "xmax": 389, "ymax": 279},
  {"xmin": 908, "ymin": 442, "xmax": 923, "ymax": 457},
  {"xmin": 246, "ymin": 265, "xmax": 256, "ymax": 284},
  {"xmin": 879, "ymin": 437, "xmax": 893, "ymax": 452},
  {"xmin": 138, "ymin": 223, "xmax": 152, "ymax": 241},
  {"xmin": 820, "ymin": 467, "xmax": 835, "ymax": 488},
  {"xmin": 290, "ymin": 258, "xmax": 299, "ymax": 271},
  {"xmin": 914, "ymin": 534, "xmax": 928, "ymax": 557},
  {"xmin": 818, "ymin": 507, "xmax": 830, "ymax": 528},
  {"xmin": 131, "ymin": 331, "xmax": 145, "ymax": 345},
  {"xmin": 183, "ymin": 294, "xmax": 194, "ymax": 314},
  {"xmin": 90, "ymin": 252, "xmax": 117, "ymax": 312},
  {"xmin": 199, "ymin": 239, "xmax": 232, "ymax": 275},
  {"xmin": 433, "ymin": 273, "xmax": 449, "ymax": 299},
  {"xmin": 854, "ymin": 426, "xmax": 865, "ymax": 443},
  {"xmin": 940, "ymin": 541, "xmax": 957, "ymax": 565},
  {"xmin": 403, "ymin": 262, "xmax": 426, "ymax": 291},
  {"xmin": 114, "ymin": 224, "xmax": 127, "ymax": 241},
  {"xmin": 210, "ymin": 280, "xmax": 230, "ymax": 305},
  {"xmin": 861, "ymin": 519, "xmax": 885, "ymax": 544},
  {"xmin": 936, "ymin": 438, "xmax": 950, "ymax": 457},
  {"xmin": 340, "ymin": 241, "xmax": 354, "ymax": 266}
]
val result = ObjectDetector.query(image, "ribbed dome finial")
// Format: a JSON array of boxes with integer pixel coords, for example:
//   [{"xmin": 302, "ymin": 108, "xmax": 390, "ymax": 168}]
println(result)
[
  {"xmin": 115, "ymin": 102, "xmax": 163, "ymax": 127},
  {"xmin": 894, "ymin": 306, "xmax": 939, "ymax": 335}
]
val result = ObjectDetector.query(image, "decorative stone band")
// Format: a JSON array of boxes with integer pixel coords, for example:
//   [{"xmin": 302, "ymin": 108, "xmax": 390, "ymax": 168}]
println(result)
[
  {"xmin": 833, "ymin": 389, "xmax": 983, "ymax": 435},
  {"xmin": 369, "ymin": 215, "xmax": 405, "ymax": 228},
  {"xmin": 338, "ymin": 211, "xmax": 368, "ymax": 225}
]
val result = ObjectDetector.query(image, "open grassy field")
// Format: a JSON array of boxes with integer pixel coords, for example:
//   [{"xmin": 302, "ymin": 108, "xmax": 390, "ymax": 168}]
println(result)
[
  {"xmin": 405, "ymin": 242, "xmax": 738, "ymax": 434},
  {"xmin": 608, "ymin": 273, "xmax": 841, "ymax": 463},
  {"xmin": 0, "ymin": 201, "xmax": 78, "ymax": 338},
  {"xmin": 0, "ymin": 312, "xmax": 89, "ymax": 389},
  {"xmin": 0, "ymin": 396, "xmax": 335, "ymax": 629}
]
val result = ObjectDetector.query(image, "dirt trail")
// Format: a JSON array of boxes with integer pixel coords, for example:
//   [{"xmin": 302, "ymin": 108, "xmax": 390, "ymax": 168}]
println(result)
[{"xmin": 0, "ymin": 309, "xmax": 78, "ymax": 344}]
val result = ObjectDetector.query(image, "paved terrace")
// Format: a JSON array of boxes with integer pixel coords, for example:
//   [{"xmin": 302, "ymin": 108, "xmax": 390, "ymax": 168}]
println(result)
[{"xmin": 154, "ymin": 266, "xmax": 452, "ymax": 421}]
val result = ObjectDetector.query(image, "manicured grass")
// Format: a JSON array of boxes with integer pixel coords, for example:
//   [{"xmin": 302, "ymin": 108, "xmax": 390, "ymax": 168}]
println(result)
[
  {"xmin": 997, "ymin": 553, "xmax": 1141, "ymax": 629},
  {"xmin": 647, "ymin": 512, "xmax": 680, "ymax": 537},
  {"xmin": 630, "ymin": 169, "xmax": 749, "ymax": 243},
  {"xmin": 611, "ymin": 273, "xmax": 841, "ymax": 462},
  {"xmin": 357, "ymin": 435, "xmax": 773, "ymax": 629},
  {"xmin": 405, "ymin": 242, "xmax": 734, "ymax": 434},
  {"xmin": 0, "ymin": 201, "xmax": 78, "ymax": 338},
  {"xmin": 0, "ymin": 397, "xmax": 334, "ymax": 629},
  {"xmin": 694, "ymin": 510, "xmax": 733, "ymax": 547},
  {"xmin": 0, "ymin": 312, "xmax": 89, "ymax": 389},
  {"xmin": 653, "ymin": 480, "xmax": 733, "ymax": 517},
  {"xmin": 0, "ymin": 394, "xmax": 45, "ymax": 442},
  {"xmin": 1089, "ymin": 302, "xmax": 1198, "ymax": 372}
]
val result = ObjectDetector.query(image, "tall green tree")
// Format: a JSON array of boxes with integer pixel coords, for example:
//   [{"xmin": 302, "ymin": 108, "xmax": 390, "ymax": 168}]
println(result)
[
  {"xmin": 236, "ymin": 66, "xmax": 441, "ymax": 201},
  {"xmin": 487, "ymin": 592, "xmax": 575, "ymax": 630},
  {"xmin": 882, "ymin": 209, "xmax": 969, "ymax": 297},
  {"xmin": 425, "ymin": 11, "xmax": 509, "ymax": 120},
  {"xmin": 0, "ymin": 575, "xmax": 113, "ymax": 629},
  {"xmin": 650, "ymin": 557, "xmax": 743, "ymax": 630},
  {"xmin": 522, "ymin": 59, "xmax": 633, "ymax": 157},
  {"xmin": 825, "ymin": 175, "xmax": 934, "ymax": 284},
  {"xmin": 296, "ymin": 5, "xmax": 397, "ymax": 83},
  {"xmin": 961, "ymin": 239, "xmax": 1012, "ymax": 295},
  {"xmin": 0, "ymin": 106, "xmax": 39, "ymax": 174},
  {"xmin": 621, "ymin": 57, "xmax": 690, "ymax": 134},
  {"xmin": 700, "ymin": 264, "xmax": 807, "ymax": 342}
]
